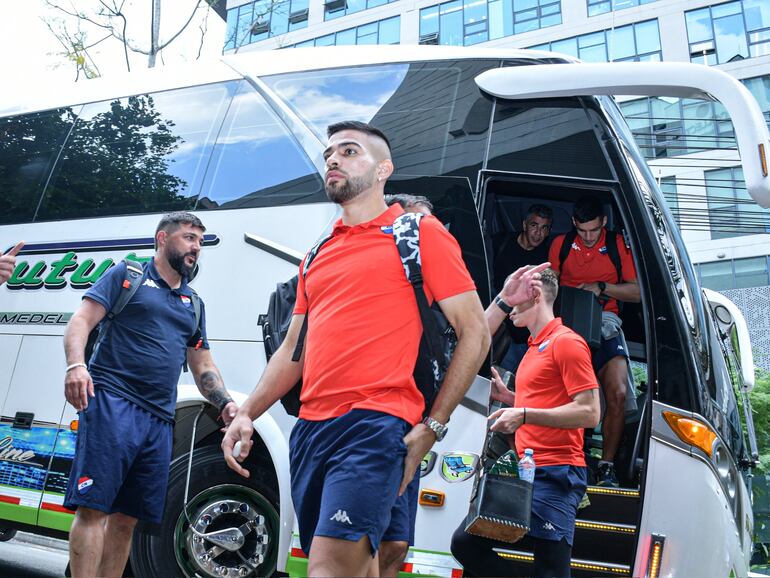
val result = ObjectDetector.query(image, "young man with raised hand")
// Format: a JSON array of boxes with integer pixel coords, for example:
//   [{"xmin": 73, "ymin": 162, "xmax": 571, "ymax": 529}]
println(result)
[{"xmin": 222, "ymin": 121, "xmax": 489, "ymax": 576}]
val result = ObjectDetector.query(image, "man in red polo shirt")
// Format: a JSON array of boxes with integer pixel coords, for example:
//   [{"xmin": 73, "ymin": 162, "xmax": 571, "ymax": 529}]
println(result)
[
  {"xmin": 548, "ymin": 195, "xmax": 640, "ymax": 487},
  {"xmin": 222, "ymin": 121, "xmax": 489, "ymax": 576},
  {"xmin": 451, "ymin": 266, "xmax": 599, "ymax": 578}
]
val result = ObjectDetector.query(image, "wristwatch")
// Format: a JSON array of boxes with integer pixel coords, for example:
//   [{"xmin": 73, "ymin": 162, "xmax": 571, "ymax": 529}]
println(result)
[
  {"xmin": 422, "ymin": 416, "xmax": 449, "ymax": 442},
  {"xmin": 494, "ymin": 295, "xmax": 513, "ymax": 315},
  {"xmin": 598, "ymin": 281, "xmax": 607, "ymax": 293}
]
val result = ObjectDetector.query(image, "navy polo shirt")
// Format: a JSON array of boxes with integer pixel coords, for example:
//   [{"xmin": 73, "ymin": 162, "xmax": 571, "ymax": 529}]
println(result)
[{"xmin": 84, "ymin": 259, "xmax": 209, "ymax": 422}]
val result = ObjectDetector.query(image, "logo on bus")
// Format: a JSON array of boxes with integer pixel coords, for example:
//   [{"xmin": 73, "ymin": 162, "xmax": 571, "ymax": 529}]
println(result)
[{"xmin": 3, "ymin": 235, "xmax": 219, "ymax": 291}]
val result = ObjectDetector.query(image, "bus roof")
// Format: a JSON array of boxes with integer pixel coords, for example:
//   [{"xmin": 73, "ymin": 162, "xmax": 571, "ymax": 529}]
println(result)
[{"xmin": 0, "ymin": 46, "xmax": 567, "ymax": 119}]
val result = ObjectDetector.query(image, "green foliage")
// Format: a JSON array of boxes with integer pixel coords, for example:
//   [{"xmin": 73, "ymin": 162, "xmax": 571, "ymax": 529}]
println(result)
[{"xmin": 751, "ymin": 370, "xmax": 770, "ymax": 472}]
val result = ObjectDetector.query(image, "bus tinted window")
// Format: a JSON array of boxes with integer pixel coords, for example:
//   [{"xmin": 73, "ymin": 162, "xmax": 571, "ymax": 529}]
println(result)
[
  {"xmin": 196, "ymin": 81, "xmax": 325, "ymax": 209},
  {"xmin": 0, "ymin": 108, "xmax": 77, "ymax": 225},
  {"xmin": 263, "ymin": 60, "xmax": 499, "ymax": 182},
  {"xmin": 487, "ymin": 99, "xmax": 613, "ymax": 180},
  {"xmin": 36, "ymin": 82, "xmax": 235, "ymax": 221}
]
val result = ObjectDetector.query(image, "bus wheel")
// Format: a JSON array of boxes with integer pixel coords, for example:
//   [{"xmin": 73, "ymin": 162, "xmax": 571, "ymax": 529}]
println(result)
[
  {"xmin": 0, "ymin": 527, "xmax": 16, "ymax": 542},
  {"xmin": 130, "ymin": 444, "xmax": 280, "ymax": 578}
]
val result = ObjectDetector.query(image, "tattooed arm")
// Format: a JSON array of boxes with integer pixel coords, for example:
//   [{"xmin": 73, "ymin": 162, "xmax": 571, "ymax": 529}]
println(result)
[{"xmin": 187, "ymin": 348, "xmax": 237, "ymax": 426}]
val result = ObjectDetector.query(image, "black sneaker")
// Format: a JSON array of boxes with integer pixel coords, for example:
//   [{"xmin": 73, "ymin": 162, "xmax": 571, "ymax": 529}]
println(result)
[{"xmin": 596, "ymin": 462, "xmax": 619, "ymax": 487}]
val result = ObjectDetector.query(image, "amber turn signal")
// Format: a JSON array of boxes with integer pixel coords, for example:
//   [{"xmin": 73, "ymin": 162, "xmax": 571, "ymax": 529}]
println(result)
[
  {"xmin": 662, "ymin": 411, "xmax": 717, "ymax": 457},
  {"xmin": 418, "ymin": 489, "xmax": 445, "ymax": 507}
]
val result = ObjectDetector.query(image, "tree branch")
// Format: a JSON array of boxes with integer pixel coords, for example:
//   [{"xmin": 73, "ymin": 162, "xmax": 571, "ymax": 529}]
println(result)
[{"xmin": 157, "ymin": 0, "xmax": 204, "ymax": 51}]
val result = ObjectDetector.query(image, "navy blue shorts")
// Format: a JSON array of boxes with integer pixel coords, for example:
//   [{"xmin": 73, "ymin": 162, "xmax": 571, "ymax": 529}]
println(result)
[
  {"xmin": 593, "ymin": 334, "xmax": 629, "ymax": 371},
  {"xmin": 529, "ymin": 465, "xmax": 587, "ymax": 545},
  {"xmin": 289, "ymin": 409, "xmax": 409, "ymax": 555},
  {"xmin": 64, "ymin": 388, "xmax": 173, "ymax": 524},
  {"xmin": 382, "ymin": 468, "xmax": 420, "ymax": 545}
]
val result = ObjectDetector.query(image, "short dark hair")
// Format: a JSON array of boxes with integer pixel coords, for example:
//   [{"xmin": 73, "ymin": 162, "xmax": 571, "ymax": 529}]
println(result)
[
  {"xmin": 155, "ymin": 211, "xmax": 205, "ymax": 249},
  {"xmin": 526, "ymin": 203, "xmax": 553, "ymax": 222},
  {"xmin": 573, "ymin": 196, "xmax": 604, "ymax": 223},
  {"xmin": 327, "ymin": 120, "xmax": 391, "ymax": 153},
  {"xmin": 385, "ymin": 193, "xmax": 434, "ymax": 213}
]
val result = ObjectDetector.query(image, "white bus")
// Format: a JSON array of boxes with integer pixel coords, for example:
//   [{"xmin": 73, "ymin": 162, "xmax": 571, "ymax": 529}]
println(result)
[{"xmin": 0, "ymin": 46, "xmax": 767, "ymax": 577}]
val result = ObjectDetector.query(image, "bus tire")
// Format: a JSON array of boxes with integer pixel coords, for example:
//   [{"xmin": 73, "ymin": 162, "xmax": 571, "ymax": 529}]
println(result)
[
  {"xmin": 130, "ymin": 444, "xmax": 280, "ymax": 578},
  {"xmin": 0, "ymin": 527, "xmax": 16, "ymax": 542}
]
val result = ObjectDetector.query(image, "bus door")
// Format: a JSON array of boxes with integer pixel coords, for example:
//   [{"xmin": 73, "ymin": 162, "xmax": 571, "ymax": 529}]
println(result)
[{"xmin": 473, "ymin": 59, "xmax": 768, "ymax": 577}]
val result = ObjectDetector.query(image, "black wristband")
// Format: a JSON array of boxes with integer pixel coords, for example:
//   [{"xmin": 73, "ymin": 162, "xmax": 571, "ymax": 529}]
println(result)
[
  {"xmin": 218, "ymin": 397, "xmax": 234, "ymax": 413},
  {"xmin": 494, "ymin": 295, "xmax": 513, "ymax": 314},
  {"xmin": 523, "ymin": 407, "xmax": 527, "ymax": 424}
]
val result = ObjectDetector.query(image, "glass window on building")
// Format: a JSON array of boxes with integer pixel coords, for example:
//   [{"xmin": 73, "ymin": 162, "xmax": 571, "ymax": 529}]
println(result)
[
  {"xmin": 224, "ymin": 0, "xmax": 309, "ymax": 49},
  {"xmin": 587, "ymin": 0, "xmax": 658, "ymax": 17},
  {"xmin": 734, "ymin": 256, "xmax": 770, "ymax": 288},
  {"xmin": 618, "ymin": 96, "xmax": 734, "ymax": 159},
  {"xmin": 685, "ymin": 0, "xmax": 770, "ymax": 64},
  {"xmin": 744, "ymin": 75, "xmax": 770, "ymax": 125},
  {"xmin": 419, "ymin": 0, "xmax": 560, "ymax": 46},
  {"xmin": 706, "ymin": 166, "xmax": 770, "ymax": 239},
  {"xmin": 699, "ymin": 260, "xmax": 735, "ymax": 290},
  {"xmin": 532, "ymin": 19, "xmax": 661, "ymax": 61},
  {"xmin": 37, "ymin": 83, "xmax": 236, "ymax": 222},
  {"xmin": 325, "ymin": 0, "xmax": 397, "ymax": 20},
  {"xmin": 295, "ymin": 16, "xmax": 400, "ymax": 46}
]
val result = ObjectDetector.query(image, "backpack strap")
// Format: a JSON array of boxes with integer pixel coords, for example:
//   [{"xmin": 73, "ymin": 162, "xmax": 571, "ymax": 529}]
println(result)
[
  {"xmin": 188, "ymin": 288, "xmax": 203, "ymax": 348},
  {"xmin": 558, "ymin": 230, "xmax": 577, "ymax": 272},
  {"xmin": 392, "ymin": 212, "xmax": 445, "ymax": 382},
  {"xmin": 604, "ymin": 230, "xmax": 623, "ymax": 284},
  {"xmin": 291, "ymin": 234, "xmax": 333, "ymax": 363},
  {"xmin": 90, "ymin": 259, "xmax": 147, "ymax": 362}
]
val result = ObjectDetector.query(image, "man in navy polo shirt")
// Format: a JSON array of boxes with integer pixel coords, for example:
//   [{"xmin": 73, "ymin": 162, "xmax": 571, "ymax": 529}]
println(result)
[{"xmin": 62, "ymin": 212, "xmax": 237, "ymax": 578}]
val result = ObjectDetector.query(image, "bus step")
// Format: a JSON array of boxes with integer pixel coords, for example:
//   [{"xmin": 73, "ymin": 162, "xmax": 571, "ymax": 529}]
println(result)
[
  {"xmin": 580, "ymin": 486, "xmax": 640, "ymax": 525},
  {"xmin": 493, "ymin": 548, "xmax": 631, "ymax": 577},
  {"xmin": 572, "ymin": 518, "xmax": 637, "ymax": 566}
]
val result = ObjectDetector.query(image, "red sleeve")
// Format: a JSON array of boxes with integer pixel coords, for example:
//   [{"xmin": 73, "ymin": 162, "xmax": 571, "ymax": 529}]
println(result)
[
  {"xmin": 548, "ymin": 234, "xmax": 566, "ymax": 274},
  {"xmin": 420, "ymin": 216, "xmax": 476, "ymax": 302},
  {"xmin": 293, "ymin": 257, "xmax": 308, "ymax": 315},
  {"xmin": 617, "ymin": 234, "xmax": 637, "ymax": 282},
  {"xmin": 552, "ymin": 332, "xmax": 599, "ymax": 397}
]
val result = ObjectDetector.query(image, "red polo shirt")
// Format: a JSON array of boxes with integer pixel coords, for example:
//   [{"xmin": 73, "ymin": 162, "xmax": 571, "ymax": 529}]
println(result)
[
  {"xmin": 548, "ymin": 228, "xmax": 637, "ymax": 315},
  {"xmin": 514, "ymin": 318, "xmax": 598, "ymax": 467},
  {"xmin": 294, "ymin": 204, "xmax": 476, "ymax": 425}
]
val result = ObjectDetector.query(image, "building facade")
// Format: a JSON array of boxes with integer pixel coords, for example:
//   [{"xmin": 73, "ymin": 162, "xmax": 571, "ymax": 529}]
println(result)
[{"xmin": 224, "ymin": 0, "xmax": 770, "ymax": 368}]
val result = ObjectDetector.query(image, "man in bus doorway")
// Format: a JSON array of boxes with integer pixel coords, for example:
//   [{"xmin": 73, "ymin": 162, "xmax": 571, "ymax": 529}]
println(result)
[
  {"xmin": 62, "ymin": 212, "xmax": 238, "ymax": 578},
  {"xmin": 222, "ymin": 121, "xmax": 490, "ymax": 577},
  {"xmin": 451, "ymin": 265, "xmax": 600, "ymax": 578},
  {"xmin": 548, "ymin": 196, "xmax": 641, "ymax": 487},
  {"xmin": 492, "ymin": 204, "xmax": 553, "ymax": 374}
]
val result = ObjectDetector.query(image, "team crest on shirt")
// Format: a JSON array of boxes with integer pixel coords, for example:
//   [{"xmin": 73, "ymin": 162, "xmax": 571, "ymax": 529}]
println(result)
[
  {"xmin": 599, "ymin": 245, "xmax": 608, "ymax": 254},
  {"xmin": 381, "ymin": 225, "xmax": 393, "ymax": 235},
  {"xmin": 180, "ymin": 295, "xmax": 192, "ymax": 307},
  {"xmin": 78, "ymin": 476, "xmax": 94, "ymax": 494},
  {"xmin": 538, "ymin": 339, "xmax": 551, "ymax": 352}
]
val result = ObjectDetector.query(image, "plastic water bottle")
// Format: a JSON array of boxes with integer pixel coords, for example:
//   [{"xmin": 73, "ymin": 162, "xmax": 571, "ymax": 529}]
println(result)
[{"xmin": 518, "ymin": 448, "xmax": 536, "ymax": 484}]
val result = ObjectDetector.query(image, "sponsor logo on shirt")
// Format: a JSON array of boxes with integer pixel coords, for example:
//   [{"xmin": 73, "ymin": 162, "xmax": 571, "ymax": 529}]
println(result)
[
  {"xmin": 538, "ymin": 339, "xmax": 551, "ymax": 352},
  {"xmin": 329, "ymin": 509, "xmax": 352, "ymax": 524},
  {"xmin": 78, "ymin": 476, "xmax": 94, "ymax": 494},
  {"xmin": 571, "ymin": 243, "xmax": 580, "ymax": 251},
  {"xmin": 142, "ymin": 279, "xmax": 159, "ymax": 289}
]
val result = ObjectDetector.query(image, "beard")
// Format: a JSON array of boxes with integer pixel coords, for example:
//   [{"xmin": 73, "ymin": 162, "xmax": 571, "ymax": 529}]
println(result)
[
  {"xmin": 325, "ymin": 167, "xmax": 376, "ymax": 204},
  {"xmin": 167, "ymin": 247, "xmax": 197, "ymax": 278}
]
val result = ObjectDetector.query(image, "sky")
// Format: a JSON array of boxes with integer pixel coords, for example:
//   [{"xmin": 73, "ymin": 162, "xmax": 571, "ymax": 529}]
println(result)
[{"xmin": 0, "ymin": 0, "xmax": 227, "ymax": 85}]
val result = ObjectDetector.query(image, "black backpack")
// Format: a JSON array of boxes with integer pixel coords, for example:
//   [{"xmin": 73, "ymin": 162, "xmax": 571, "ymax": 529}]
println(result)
[
  {"xmin": 259, "ymin": 212, "xmax": 457, "ymax": 418},
  {"xmin": 84, "ymin": 259, "xmax": 202, "ymax": 367}
]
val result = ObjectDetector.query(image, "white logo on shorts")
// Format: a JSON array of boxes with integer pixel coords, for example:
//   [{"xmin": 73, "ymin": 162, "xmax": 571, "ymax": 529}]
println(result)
[
  {"xmin": 329, "ymin": 510, "xmax": 352, "ymax": 524},
  {"xmin": 542, "ymin": 521, "xmax": 556, "ymax": 532}
]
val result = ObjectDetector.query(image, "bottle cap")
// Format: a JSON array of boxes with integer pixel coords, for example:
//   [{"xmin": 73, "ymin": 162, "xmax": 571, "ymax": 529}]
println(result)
[{"xmin": 524, "ymin": 448, "xmax": 534, "ymax": 455}]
